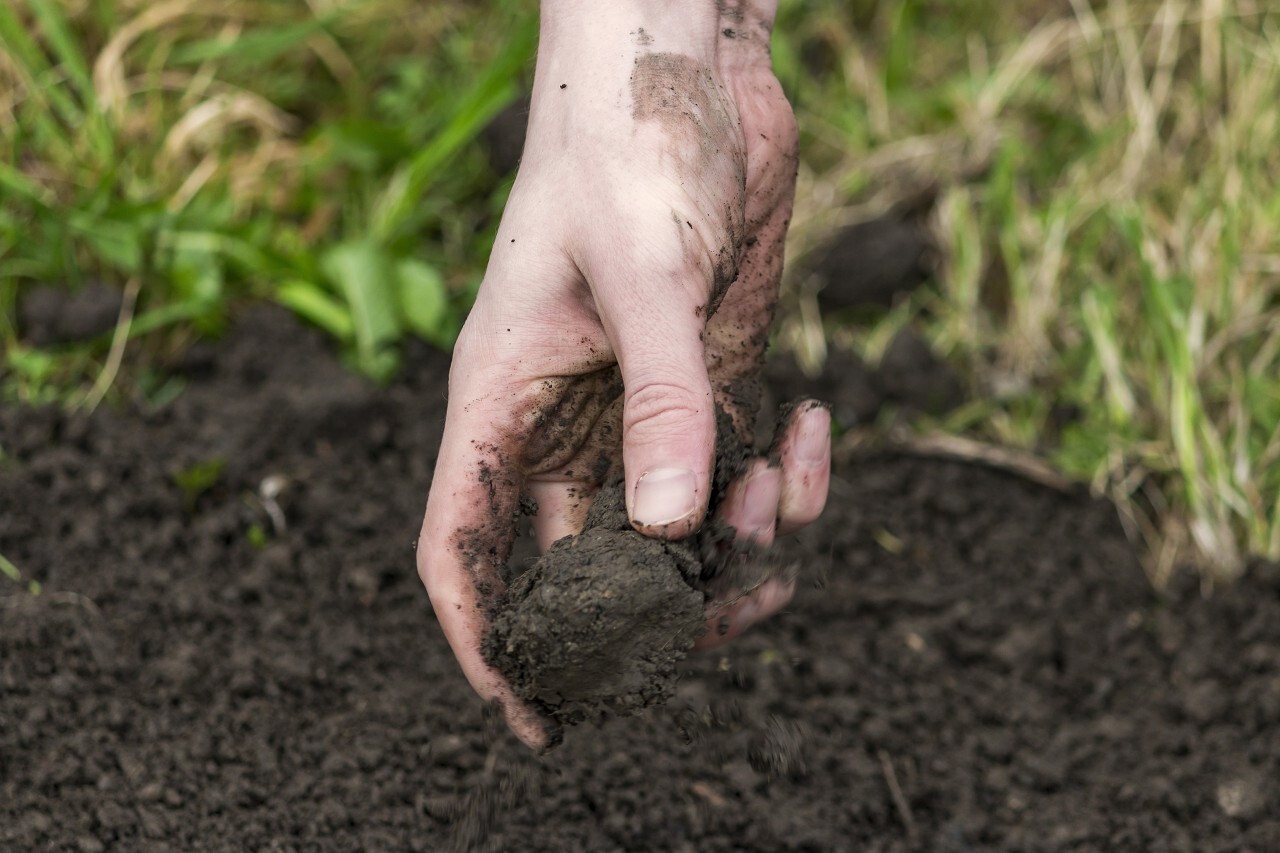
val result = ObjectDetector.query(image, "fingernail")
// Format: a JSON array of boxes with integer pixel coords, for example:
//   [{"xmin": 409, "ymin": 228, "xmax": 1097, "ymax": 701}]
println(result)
[
  {"xmin": 795, "ymin": 407, "xmax": 831, "ymax": 464},
  {"xmin": 633, "ymin": 468, "xmax": 697, "ymax": 527},
  {"xmin": 740, "ymin": 468, "xmax": 781, "ymax": 539}
]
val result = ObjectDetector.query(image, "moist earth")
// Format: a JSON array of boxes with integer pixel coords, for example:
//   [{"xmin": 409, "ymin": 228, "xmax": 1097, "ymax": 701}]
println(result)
[
  {"xmin": 3, "ymin": 307, "xmax": 1280, "ymax": 852},
  {"xmin": 484, "ymin": 479, "xmax": 708, "ymax": 728},
  {"xmin": 486, "ymin": 409, "xmax": 764, "ymax": 730}
]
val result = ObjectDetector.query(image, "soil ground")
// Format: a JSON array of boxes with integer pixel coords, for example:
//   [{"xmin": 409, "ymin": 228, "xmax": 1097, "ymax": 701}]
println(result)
[{"xmin": 3, "ymin": 307, "xmax": 1279, "ymax": 852}]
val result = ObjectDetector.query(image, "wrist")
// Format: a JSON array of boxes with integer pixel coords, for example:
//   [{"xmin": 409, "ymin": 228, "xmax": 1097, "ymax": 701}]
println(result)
[{"xmin": 538, "ymin": 1, "xmax": 722, "ymax": 65}]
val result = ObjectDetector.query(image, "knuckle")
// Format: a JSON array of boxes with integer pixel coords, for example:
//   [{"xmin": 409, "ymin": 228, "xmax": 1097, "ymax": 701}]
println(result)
[{"xmin": 623, "ymin": 381, "xmax": 712, "ymax": 445}]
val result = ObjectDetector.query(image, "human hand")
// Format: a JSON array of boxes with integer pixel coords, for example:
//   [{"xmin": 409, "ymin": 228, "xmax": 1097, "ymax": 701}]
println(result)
[{"xmin": 418, "ymin": 0, "xmax": 830, "ymax": 749}]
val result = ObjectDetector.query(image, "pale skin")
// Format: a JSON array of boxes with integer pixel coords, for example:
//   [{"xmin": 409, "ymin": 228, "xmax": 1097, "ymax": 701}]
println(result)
[{"xmin": 418, "ymin": 0, "xmax": 831, "ymax": 749}]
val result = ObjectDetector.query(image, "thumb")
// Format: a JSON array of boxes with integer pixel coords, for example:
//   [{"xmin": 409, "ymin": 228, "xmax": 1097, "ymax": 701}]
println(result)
[{"xmin": 593, "ymin": 267, "xmax": 716, "ymax": 540}]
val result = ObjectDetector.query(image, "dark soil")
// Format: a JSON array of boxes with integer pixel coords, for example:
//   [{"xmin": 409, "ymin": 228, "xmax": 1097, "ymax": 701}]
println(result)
[
  {"xmin": 763, "ymin": 328, "xmax": 965, "ymax": 430},
  {"xmin": 802, "ymin": 217, "xmax": 934, "ymax": 312},
  {"xmin": 4, "ymin": 307, "xmax": 1279, "ymax": 852},
  {"xmin": 486, "ymin": 410, "xmax": 775, "ymax": 730},
  {"xmin": 485, "ymin": 479, "xmax": 708, "ymax": 728},
  {"xmin": 18, "ymin": 282, "xmax": 123, "ymax": 346}
]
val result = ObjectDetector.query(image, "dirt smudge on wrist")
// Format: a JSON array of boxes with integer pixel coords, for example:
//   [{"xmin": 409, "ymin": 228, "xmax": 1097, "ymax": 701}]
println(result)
[{"xmin": 629, "ymin": 53, "xmax": 736, "ymax": 160}]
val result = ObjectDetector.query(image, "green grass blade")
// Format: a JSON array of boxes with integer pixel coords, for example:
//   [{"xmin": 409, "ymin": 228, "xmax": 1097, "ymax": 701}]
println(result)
[
  {"xmin": 276, "ymin": 280, "xmax": 355, "ymax": 342},
  {"xmin": 0, "ymin": 160, "xmax": 56, "ymax": 209},
  {"xmin": 0, "ymin": 552, "xmax": 21, "ymax": 583},
  {"xmin": 128, "ymin": 300, "xmax": 219, "ymax": 339},
  {"xmin": 371, "ymin": 15, "xmax": 537, "ymax": 242},
  {"xmin": 25, "ymin": 0, "xmax": 115, "ymax": 160},
  {"xmin": 0, "ymin": 4, "xmax": 85, "ymax": 154},
  {"xmin": 883, "ymin": 0, "xmax": 918, "ymax": 94},
  {"xmin": 169, "ymin": 14, "xmax": 337, "ymax": 66},
  {"xmin": 0, "ymin": 4, "xmax": 52, "ymax": 81},
  {"xmin": 26, "ymin": 0, "xmax": 94, "ymax": 101}
]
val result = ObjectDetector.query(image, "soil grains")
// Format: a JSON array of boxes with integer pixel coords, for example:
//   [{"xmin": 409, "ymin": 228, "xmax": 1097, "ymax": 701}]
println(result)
[
  {"xmin": 484, "ymin": 477, "xmax": 709, "ymax": 727},
  {"xmin": 3, "ymin": 307, "xmax": 1279, "ymax": 851},
  {"xmin": 484, "ymin": 409, "xmax": 769, "ymax": 729}
]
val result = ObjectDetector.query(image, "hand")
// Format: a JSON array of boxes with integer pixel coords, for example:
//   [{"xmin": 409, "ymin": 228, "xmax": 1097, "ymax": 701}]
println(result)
[{"xmin": 417, "ymin": 0, "xmax": 830, "ymax": 749}]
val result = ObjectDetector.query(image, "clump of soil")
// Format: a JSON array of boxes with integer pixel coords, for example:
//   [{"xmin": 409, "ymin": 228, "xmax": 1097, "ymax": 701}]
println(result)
[
  {"xmin": 484, "ymin": 480, "xmax": 708, "ymax": 725},
  {"xmin": 486, "ymin": 411, "xmax": 766, "ymax": 728}
]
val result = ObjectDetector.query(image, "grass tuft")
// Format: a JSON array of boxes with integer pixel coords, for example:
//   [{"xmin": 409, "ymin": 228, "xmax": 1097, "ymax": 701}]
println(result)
[
  {"xmin": 1, "ymin": 0, "xmax": 536, "ymax": 393},
  {"xmin": 782, "ymin": 0, "xmax": 1280, "ymax": 581}
]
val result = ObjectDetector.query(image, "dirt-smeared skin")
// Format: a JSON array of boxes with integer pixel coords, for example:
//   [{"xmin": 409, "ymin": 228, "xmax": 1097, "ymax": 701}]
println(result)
[
  {"xmin": 630, "ymin": 52, "xmax": 745, "ymax": 309},
  {"xmin": 486, "ymin": 409, "xmax": 770, "ymax": 728},
  {"xmin": 483, "ymin": 4, "xmax": 800, "ymax": 733}
]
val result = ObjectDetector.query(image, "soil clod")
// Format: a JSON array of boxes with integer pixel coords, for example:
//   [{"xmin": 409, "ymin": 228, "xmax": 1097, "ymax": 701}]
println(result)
[
  {"xmin": 485, "ymin": 409, "xmax": 769, "ymax": 730},
  {"xmin": 485, "ymin": 480, "xmax": 707, "ymax": 726}
]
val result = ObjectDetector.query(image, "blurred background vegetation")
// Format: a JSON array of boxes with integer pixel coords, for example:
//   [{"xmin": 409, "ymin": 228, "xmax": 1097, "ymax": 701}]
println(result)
[{"xmin": 2, "ymin": 0, "xmax": 1278, "ymax": 583}]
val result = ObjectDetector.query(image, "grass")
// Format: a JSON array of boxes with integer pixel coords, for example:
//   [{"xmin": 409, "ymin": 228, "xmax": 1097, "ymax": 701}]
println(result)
[
  {"xmin": 778, "ymin": 0, "xmax": 1280, "ymax": 582},
  {"xmin": 2, "ymin": 0, "xmax": 1278, "ymax": 583},
  {"xmin": 1, "ymin": 550, "xmax": 42, "ymax": 595},
  {"xmin": 0, "ymin": 0, "xmax": 536, "ymax": 389}
]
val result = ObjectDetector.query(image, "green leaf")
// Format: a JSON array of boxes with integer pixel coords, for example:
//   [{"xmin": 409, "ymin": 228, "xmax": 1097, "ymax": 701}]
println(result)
[
  {"xmin": 321, "ymin": 241, "xmax": 400, "ymax": 377},
  {"xmin": 171, "ymin": 247, "xmax": 224, "ymax": 301},
  {"xmin": 276, "ymin": 280, "xmax": 355, "ymax": 341},
  {"xmin": 67, "ymin": 214, "xmax": 143, "ymax": 274},
  {"xmin": 344, "ymin": 346, "xmax": 400, "ymax": 385},
  {"xmin": 160, "ymin": 230, "xmax": 279, "ymax": 278},
  {"xmin": 371, "ymin": 16, "xmax": 537, "ymax": 241},
  {"xmin": 6, "ymin": 347, "xmax": 57, "ymax": 385},
  {"xmin": 173, "ymin": 457, "xmax": 225, "ymax": 510},
  {"xmin": 394, "ymin": 259, "xmax": 448, "ymax": 343},
  {"xmin": 169, "ymin": 15, "xmax": 335, "ymax": 66}
]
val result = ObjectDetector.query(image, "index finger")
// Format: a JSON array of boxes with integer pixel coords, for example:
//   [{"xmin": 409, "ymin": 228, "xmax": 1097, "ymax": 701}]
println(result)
[{"xmin": 417, "ymin": 350, "xmax": 557, "ymax": 750}]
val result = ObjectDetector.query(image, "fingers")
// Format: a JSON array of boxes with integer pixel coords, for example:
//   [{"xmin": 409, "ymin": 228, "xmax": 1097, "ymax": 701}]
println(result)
[
  {"xmin": 719, "ymin": 458, "xmax": 782, "ymax": 546},
  {"xmin": 692, "ymin": 458, "xmax": 785, "ymax": 651},
  {"xmin": 686, "ymin": 404, "xmax": 827, "ymax": 650},
  {"xmin": 418, "ymin": 326, "xmax": 555, "ymax": 750},
  {"xmin": 584, "ymin": 250, "xmax": 717, "ymax": 540},
  {"xmin": 526, "ymin": 478, "xmax": 597, "ymax": 552},
  {"xmin": 774, "ymin": 400, "xmax": 831, "ymax": 536},
  {"xmin": 694, "ymin": 578, "xmax": 795, "ymax": 650}
]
